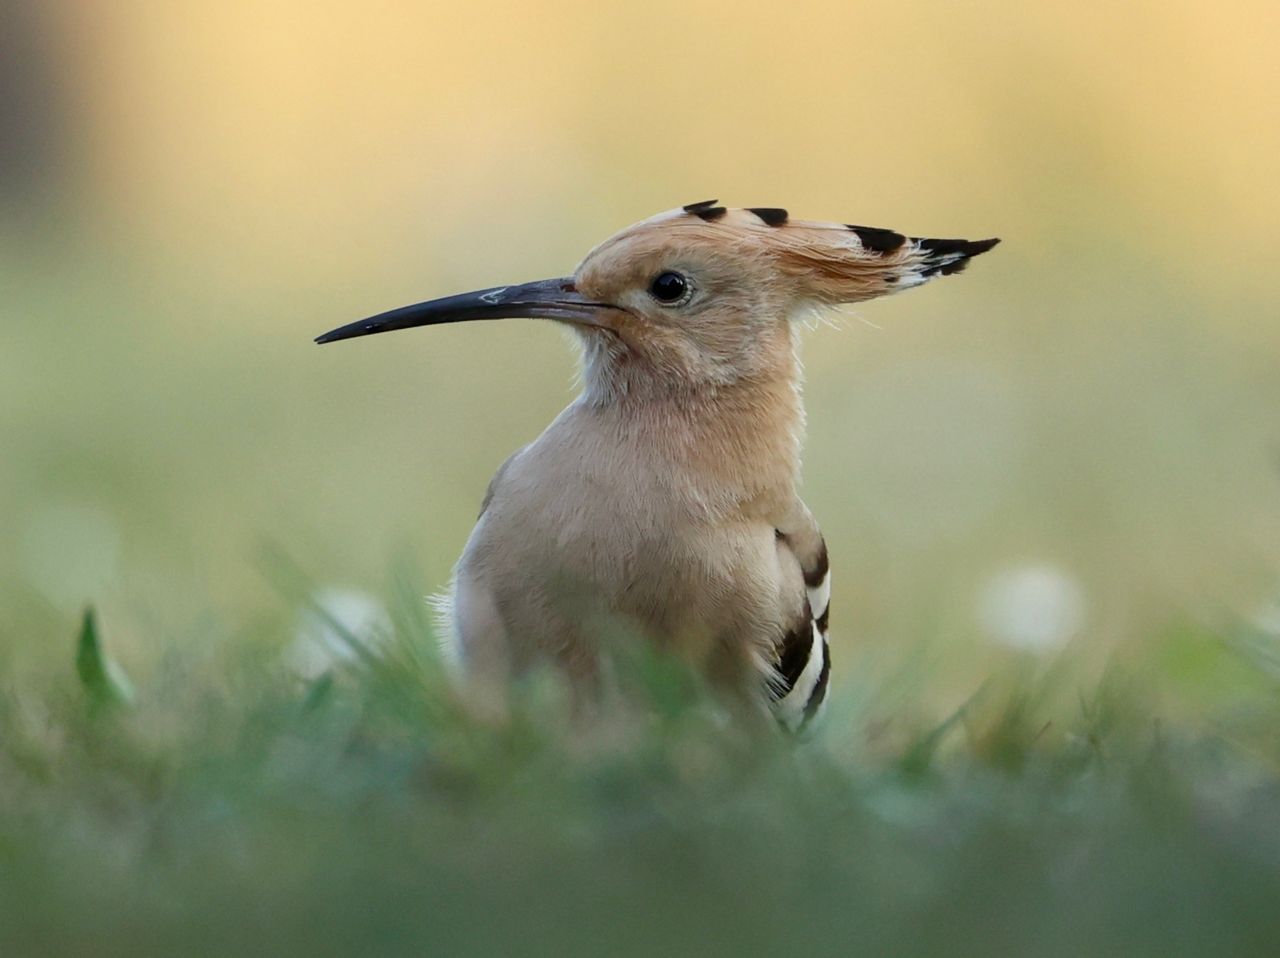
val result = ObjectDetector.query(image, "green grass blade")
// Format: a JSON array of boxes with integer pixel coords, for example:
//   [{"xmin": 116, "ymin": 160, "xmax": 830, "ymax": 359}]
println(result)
[{"xmin": 74, "ymin": 607, "xmax": 136, "ymax": 710}]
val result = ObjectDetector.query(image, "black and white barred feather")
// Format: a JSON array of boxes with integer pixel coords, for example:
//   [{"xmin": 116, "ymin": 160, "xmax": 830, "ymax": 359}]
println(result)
[{"xmin": 769, "ymin": 542, "xmax": 832, "ymax": 732}]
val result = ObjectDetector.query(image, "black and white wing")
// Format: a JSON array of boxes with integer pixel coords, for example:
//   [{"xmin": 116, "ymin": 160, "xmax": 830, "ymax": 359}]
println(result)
[{"xmin": 770, "ymin": 539, "xmax": 831, "ymax": 732}]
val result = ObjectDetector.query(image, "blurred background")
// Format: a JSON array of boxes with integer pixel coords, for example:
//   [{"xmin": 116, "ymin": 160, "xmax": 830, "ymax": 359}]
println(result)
[{"xmin": 3, "ymin": 0, "xmax": 1279, "ymax": 710}]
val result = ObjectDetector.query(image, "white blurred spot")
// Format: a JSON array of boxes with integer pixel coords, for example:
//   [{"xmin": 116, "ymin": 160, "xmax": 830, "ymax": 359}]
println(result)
[
  {"xmin": 19, "ymin": 503, "xmax": 121, "ymax": 609},
  {"xmin": 287, "ymin": 587, "xmax": 391, "ymax": 680},
  {"xmin": 979, "ymin": 564, "xmax": 1086, "ymax": 652},
  {"xmin": 1250, "ymin": 598, "xmax": 1280, "ymax": 636}
]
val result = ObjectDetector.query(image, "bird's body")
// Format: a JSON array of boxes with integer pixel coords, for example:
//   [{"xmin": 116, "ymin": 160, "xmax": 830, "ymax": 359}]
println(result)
[
  {"xmin": 450, "ymin": 340, "xmax": 831, "ymax": 727},
  {"xmin": 317, "ymin": 202, "xmax": 997, "ymax": 730}
]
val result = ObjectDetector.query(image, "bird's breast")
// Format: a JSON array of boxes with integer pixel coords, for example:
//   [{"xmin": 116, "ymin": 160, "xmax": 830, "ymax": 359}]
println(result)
[{"xmin": 462, "ymin": 439, "xmax": 784, "ymax": 652}]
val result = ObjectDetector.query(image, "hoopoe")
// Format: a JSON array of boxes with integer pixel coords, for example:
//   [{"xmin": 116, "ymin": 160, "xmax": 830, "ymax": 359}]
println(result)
[{"xmin": 317, "ymin": 202, "xmax": 998, "ymax": 731}]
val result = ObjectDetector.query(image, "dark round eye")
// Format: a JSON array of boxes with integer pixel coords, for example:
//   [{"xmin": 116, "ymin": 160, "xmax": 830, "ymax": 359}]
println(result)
[{"xmin": 649, "ymin": 271, "xmax": 689, "ymax": 304}]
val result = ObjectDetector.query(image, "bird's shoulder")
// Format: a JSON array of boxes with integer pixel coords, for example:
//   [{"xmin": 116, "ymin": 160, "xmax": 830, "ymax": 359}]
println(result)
[
  {"xmin": 773, "ymin": 500, "xmax": 827, "ymax": 588},
  {"xmin": 477, "ymin": 445, "xmax": 528, "ymax": 519}
]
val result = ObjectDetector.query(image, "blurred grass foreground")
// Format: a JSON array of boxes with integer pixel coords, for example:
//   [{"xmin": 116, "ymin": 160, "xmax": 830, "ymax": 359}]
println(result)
[
  {"xmin": 4, "ymin": 1, "xmax": 1280, "ymax": 955},
  {"xmin": 2, "ymin": 596, "xmax": 1280, "ymax": 956}
]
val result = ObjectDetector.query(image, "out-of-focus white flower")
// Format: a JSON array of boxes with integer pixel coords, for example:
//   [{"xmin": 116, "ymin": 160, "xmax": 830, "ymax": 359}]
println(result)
[
  {"xmin": 287, "ymin": 587, "xmax": 391, "ymax": 680},
  {"xmin": 978, "ymin": 563, "xmax": 1086, "ymax": 652},
  {"xmin": 1241, "ymin": 597, "xmax": 1280, "ymax": 681},
  {"xmin": 1250, "ymin": 598, "xmax": 1280, "ymax": 636},
  {"xmin": 19, "ymin": 502, "xmax": 121, "ymax": 609}
]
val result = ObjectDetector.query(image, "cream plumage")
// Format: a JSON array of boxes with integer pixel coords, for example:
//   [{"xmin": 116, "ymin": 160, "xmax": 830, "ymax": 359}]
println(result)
[{"xmin": 317, "ymin": 202, "xmax": 998, "ymax": 730}]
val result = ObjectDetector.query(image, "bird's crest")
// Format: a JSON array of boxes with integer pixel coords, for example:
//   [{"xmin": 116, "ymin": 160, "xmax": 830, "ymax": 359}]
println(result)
[{"xmin": 594, "ymin": 200, "xmax": 1000, "ymax": 305}]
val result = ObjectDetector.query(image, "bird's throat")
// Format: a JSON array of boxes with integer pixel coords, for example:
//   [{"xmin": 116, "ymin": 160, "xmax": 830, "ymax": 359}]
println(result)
[{"xmin": 580, "ymin": 333, "xmax": 806, "ymax": 520}]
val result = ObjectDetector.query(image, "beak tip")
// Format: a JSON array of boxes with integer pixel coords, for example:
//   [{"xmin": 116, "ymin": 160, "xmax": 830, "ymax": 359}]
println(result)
[{"xmin": 314, "ymin": 323, "xmax": 377, "ymax": 345}]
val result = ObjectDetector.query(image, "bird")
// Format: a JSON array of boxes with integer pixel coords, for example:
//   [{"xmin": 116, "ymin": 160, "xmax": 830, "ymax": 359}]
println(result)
[{"xmin": 316, "ymin": 201, "xmax": 998, "ymax": 731}]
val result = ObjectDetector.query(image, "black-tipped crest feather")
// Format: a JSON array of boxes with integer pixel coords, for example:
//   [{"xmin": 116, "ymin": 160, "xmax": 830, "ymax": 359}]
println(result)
[
  {"xmin": 847, "ymin": 225, "xmax": 906, "ymax": 253},
  {"xmin": 683, "ymin": 199, "xmax": 727, "ymax": 221},
  {"xmin": 913, "ymin": 236, "xmax": 1001, "ymax": 278},
  {"xmin": 747, "ymin": 207, "xmax": 789, "ymax": 227}
]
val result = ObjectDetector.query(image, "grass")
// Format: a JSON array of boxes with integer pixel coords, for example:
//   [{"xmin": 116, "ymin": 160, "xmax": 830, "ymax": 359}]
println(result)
[{"xmin": 3, "ymin": 577, "xmax": 1279, "ymax": 958}]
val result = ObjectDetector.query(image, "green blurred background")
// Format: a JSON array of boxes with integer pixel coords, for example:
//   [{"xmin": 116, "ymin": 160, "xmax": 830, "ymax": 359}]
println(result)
[{"xmin": 3, "ymin": 0, "xmax": 1279, "ymax": 705}]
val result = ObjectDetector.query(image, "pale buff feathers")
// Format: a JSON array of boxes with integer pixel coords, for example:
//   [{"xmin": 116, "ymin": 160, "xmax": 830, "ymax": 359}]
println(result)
[{"xmin": 435, "ymin": 202, "xmax": 996, "ymax": 725}]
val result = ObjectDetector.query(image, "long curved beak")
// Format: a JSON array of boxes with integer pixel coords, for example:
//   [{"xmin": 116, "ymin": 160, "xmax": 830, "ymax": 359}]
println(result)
[{"xmin": 315, "ymin": 277, "xmax": 609, "ymax": 345}]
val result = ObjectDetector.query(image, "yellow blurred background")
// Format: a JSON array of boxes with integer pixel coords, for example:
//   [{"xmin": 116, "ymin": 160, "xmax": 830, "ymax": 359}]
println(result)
[{"xmin": 3, "ymin": 1, "xmax": 1279, "ymax": 696}]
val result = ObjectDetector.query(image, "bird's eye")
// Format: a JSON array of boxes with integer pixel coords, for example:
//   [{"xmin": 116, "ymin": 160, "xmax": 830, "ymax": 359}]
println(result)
[{"xmin": 648, "ymin": 271, "xmax": 690, "ymax": 305}]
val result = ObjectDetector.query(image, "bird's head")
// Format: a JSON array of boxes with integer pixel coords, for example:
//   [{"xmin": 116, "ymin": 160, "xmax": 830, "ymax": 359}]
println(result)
[{"xmin": 317, "ymin": 201, "xmax": 998, "ymax": 395}]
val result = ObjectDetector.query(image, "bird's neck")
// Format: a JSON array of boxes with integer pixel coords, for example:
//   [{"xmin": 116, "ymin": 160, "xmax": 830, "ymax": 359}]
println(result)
[{"xmin": 578, "ymin": 328, "xmax": 805, "ymax": 518}]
